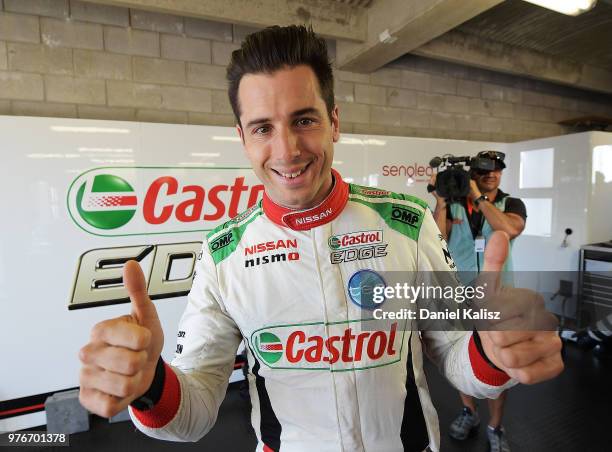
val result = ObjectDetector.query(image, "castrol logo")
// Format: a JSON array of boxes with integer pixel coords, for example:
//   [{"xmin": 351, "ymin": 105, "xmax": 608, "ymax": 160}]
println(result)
[
  {"xmin": 67, "ymin": 167, "xmax": 264, "ymax": 236},
  {"xmin": 251, "ymin": 320, "xmax": 404, "ymax": 371},
  {"xmin": 328, "ymin": 230, "xmax": 383, "ymax": 250}
]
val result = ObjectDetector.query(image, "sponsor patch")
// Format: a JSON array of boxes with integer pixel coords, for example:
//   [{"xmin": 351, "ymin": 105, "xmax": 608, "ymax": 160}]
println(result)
[
  {"xmin": 328, "ymin": 230, "xmax": 383, "ymax": 250},
  {"xmin": 251, "ymin": 318, "xmax": 404, "ymax": 371},
  {"xmin": 347, "ymin": 269, "xmax": 387, "ymax": 310},
  {"xmin": 390, "ymin": 205, "xmax": 422, "ymax": 227}
]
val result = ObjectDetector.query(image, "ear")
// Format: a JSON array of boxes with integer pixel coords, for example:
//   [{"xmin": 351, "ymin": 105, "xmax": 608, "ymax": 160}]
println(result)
[
  {"xmin": 236, "ymin": 124, "xmax": 245, "ymax": 144},
  {"xmin": 331, "ymin": 105, "xmax": 340, "ymax": 143}
]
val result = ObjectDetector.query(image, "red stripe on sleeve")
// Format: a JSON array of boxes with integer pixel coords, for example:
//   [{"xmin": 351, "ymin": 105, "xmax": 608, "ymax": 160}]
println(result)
[
  {"xmin": 468, "ymin": 334, "xmax": 510, "ymax": 386},
  {"xmin": 131, "ymin": 362, "xmax": 181, "ymax": 428}
]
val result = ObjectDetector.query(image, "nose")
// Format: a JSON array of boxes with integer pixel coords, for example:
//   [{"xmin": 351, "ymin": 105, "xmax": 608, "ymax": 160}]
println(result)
[{"xmin": 272, "ymin": 127, "xmax": 300, "ymax": 161}]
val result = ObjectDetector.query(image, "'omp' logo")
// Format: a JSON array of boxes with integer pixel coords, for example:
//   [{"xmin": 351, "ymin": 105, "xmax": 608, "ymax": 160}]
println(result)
[
  {"xmin": 348, "ymin": 270, "xmax": 386, "ymax": 310},
  {"xmin": 256, "ymin": 332, "xmax": 283, "ymax": 365},
  {"xmin": 76, "ymin": 174, "xmax": 137, "ymax": 229},
  {"xmin": 251, "ymin": 319, "xmax": 404, "ymax": 371}
]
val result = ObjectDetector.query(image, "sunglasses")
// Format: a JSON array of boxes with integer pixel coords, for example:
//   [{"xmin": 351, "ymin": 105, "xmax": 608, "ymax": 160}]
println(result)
[{"xmin": 473, "ymin": 168, "xmax": 500, "ymax": 176}]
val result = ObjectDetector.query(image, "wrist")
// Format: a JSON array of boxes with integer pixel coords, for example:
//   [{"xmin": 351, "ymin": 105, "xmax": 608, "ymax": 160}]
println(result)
[
  {"xmin": 474, "ymin": 194, "xmax": 489, "ymax": 207},
  {"xmin": 130, "ymin": 356, "xmax": 165, "ymax": 411},
  {"xmin": 473, "ymin": 331, "xmax": 503, "ymax": 371}
]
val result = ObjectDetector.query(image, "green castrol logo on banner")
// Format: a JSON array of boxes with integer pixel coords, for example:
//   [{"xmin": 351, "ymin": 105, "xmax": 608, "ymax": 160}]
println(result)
[
  {"xmin": 76, "ymin": 174, "xmax": 137, "ymax": 229},
  {"xmin": 67, "ymin": 167, "xmax": 264, "ymax": 236}
]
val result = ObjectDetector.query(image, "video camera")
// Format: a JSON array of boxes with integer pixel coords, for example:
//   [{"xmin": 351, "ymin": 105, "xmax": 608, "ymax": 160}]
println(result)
[{"xmin": 427, "ymin": 151, "xmax": 506, "ymax": 202}]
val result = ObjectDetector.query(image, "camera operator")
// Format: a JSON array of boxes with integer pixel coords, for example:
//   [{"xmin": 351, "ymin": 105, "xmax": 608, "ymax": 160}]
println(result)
[{"xmin": 430, "ymin": 150, "xmax": 527, "ymax": 452}]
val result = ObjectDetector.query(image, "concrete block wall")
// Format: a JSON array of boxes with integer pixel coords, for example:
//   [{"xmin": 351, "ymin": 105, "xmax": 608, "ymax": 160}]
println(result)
[
  {"xmin": 349, "ymin": 55, "xmax": 612, "ymax": 142},
  {"xmin": 1, "ymin": 0, "xmax": 611, "ymax": 141}
]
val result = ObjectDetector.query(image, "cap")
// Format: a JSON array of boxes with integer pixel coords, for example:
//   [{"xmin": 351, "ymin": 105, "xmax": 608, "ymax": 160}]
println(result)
[{"xmin": 476, "ymin": 150, "xmax": 506, "ymax": 170}]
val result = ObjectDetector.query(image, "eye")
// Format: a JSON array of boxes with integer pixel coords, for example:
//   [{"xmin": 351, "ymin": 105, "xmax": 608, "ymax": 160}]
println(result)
[
  {"xmin": 296, "ymin": 118, "xmax": 315, "ymax": 127},
  {"xmin": 253, "ymin": 126, "xmax": 271, "ymax": 135}
]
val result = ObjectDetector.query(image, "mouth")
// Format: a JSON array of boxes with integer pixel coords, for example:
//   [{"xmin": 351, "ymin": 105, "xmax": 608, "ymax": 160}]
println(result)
[{"xmin": 271, "ymin": 161, "xmax": 313, "ymax": 181}]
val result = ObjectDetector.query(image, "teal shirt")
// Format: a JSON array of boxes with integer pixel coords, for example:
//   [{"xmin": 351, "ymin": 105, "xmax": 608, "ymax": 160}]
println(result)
[{"xmin": 447, "ymin": 195, "xmax": 515, "ymax": 284}]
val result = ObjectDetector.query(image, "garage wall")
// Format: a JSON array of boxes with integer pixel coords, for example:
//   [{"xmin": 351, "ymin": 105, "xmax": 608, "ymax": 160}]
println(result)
[{"xmin": 0, "ymin": 0, "xmax": 611, "ymax": 142}]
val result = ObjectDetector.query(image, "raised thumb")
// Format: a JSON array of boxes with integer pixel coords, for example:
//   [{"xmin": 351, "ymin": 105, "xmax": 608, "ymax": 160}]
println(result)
[
  {"xmin": 477, "ymin": 231, "xmax": 510, "ymax": 296},
  {"xmin": 124, "ymin": 260, "xmax": 157, "ymax": 325},
  {"xmin": 483, "ymin": 231, "xmax": 510, "ymax": 273}
]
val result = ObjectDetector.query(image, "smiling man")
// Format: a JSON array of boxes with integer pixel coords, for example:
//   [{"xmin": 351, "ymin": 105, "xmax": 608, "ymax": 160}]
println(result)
[
  {"xmin": 78, "ymin": 26, "xmax": 562, "ymax": 452},
  {"xmin": 234, "ymin": 65, "xmax": 338, "ymax": 210}
]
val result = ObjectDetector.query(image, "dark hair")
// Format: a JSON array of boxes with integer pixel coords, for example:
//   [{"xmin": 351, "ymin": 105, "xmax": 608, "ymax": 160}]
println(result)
[{"xmin": 227, "ymin": 25, "xmax": 334, "ymax": 125}]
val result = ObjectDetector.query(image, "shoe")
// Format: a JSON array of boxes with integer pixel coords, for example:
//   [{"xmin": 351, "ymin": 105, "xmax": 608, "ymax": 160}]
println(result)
[
  {"xmin": 487, "ymin": 425, "xmax": 511, "ymax": 452},
  {"xmin": 448, "ymin": 406, "xmax": 480, "ymax": 440}
]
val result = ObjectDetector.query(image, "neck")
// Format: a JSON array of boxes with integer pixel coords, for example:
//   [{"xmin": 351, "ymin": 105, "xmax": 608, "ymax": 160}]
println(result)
[
  {"xmin": 262, "ymin": 168, "xmax": 349, "ymax": 230},
  {"xmin": 277, "ymin": 172, "xmax": 334, "ymax": 211}
]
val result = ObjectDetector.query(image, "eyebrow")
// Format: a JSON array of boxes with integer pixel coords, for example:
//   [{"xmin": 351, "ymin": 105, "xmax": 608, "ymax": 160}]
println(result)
[{"xmin": 244, "ymin": 108, "xmax": 323, "ymax": 129}]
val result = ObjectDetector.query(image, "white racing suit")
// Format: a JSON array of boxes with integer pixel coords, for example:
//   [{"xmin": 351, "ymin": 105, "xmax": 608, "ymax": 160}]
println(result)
[{"xmin": 129, "ymin": 170, "xmax": 515, "ymax": 451}]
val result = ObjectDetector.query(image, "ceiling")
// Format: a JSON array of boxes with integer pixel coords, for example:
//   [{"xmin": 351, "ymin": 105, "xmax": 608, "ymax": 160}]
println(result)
[
  {"xmin": 458, "ymin": 0, "xmax": 612, "ymax": 71},
  {"xmin": 82, "ymin": 0, "xmax": 612, "ymax": 94}
]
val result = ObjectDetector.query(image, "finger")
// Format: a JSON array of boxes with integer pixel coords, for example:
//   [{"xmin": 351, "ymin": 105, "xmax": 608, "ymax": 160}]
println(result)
[
  {"xmin": 476, "ymin": 314, "xmax": 530, "ymax": 332},
  {"xmin": 80, "ymin": 365, "xmax": 142, "ymax": 399},
  {"xmin": 495, "ymin": 334, "xmax": 562, "ymax": 369},
  {"xmin": 79, "ymin": 343, "xmax": 148, "ymax": 376},
  {"xmin": 124, "ymin": 260, "xmax": 157, "ymax": 325},
  {"xmin": 521, "ymin": 308, "xmax": 560, "ymax": 331},
  {"xmin": 473, "ymin": 285, "xmax": 529, "ymax": 331},
  {"xmin": 483, "ymin": 330, "xmax": 536, "ymax": 348},
  {"xmin": 78, "ymin": 387, "xmax": 131, "ymax": 419},
  {"xmin": 506, "ymin": 353, "xmax": 564, "ymax": 385},
  {"xmin": 90, "ymin": 319, "xmax": 151, "ymax": 350},
  {"xmin": 474, "ymin": 288, "xmax": 534, "ymax": 328}
]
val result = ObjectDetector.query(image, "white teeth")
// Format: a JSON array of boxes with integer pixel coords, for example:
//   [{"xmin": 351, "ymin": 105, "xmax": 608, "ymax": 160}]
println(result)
[{"xmin": 280, "ymin": 168, "xmax": 304, "ymax": 179}]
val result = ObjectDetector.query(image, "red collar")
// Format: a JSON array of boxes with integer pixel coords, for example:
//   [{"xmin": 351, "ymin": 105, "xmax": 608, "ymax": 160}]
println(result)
[{"xmin": 262, "ymin": 169, "xmax": 349, "ymax": 230}]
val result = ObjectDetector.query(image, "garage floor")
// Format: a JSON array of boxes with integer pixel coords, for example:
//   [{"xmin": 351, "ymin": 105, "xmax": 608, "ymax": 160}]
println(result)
[{"xmin": 55, "ymin": 342, "xmax": 610, "ymax": 452}]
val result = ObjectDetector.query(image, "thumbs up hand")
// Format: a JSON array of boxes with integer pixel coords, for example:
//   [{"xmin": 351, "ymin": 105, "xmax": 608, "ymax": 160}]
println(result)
[
  {"xmin": 476, "ymin": 232, "xmax": 564, "ymax": 385},
  {"xmin": 78, "ymin": 261, "xmax": 164, "ymax": 418}
]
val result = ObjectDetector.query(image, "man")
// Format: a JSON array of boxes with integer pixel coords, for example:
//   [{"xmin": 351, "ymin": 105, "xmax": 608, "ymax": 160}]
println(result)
[
  {"xmin": 79, "ymin": 26, "xmax": 562, "ymax": 452},
  {"xmin": 430, "ymin": 154, "xmax": 527, "ymax": 452}
]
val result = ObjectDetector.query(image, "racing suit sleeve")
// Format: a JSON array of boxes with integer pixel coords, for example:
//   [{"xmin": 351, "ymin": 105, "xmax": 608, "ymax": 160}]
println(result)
[
  {"xmin": 417, "ymin": 209, "xmax": 517, "ymax": 399},
  {"xmin": 129, "ymin": 242, "xmax": 242, "ymax": 441}
]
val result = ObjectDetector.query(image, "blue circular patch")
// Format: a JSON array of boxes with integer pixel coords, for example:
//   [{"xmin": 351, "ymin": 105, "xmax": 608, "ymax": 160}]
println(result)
[{"xmin": 347, "ymin": 269, "xmax": 386, "ymax": 310}]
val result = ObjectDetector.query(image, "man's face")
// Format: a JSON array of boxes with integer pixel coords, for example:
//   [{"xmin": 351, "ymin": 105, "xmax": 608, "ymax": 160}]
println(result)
[
  {"xmin": 236, "ymin": 65, "xmax": 339, "ymax": 210},
  {"xmin": 473, "ymin": 168, "xmax": 502, "ymax": 192}
]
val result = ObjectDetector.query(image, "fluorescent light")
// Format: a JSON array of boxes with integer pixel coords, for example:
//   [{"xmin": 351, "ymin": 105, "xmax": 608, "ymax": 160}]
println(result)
[
  {"xmin": 340, "ymin": 137, "xmax": 364, "ymax": 145},
  {"xmin": 190, "ymin": 152, "xmax": 221, "ymax": 157},
  {"xmin": 78, "ymin": 147, "xmax": 133, "ymax": 153},
  {"xmin": 51, "ymin": 126, "xmax": 130, "ymax": 134},
  {"xmin": 90, "ymin": 158, "xmax": 135, "ymax": 164},
  {"xmin": 212, "ymin": 136, "xmax": 241, "ymax": 142},
  {"xmin": 333, "ymin": 160, "xmax": 344, "ymax": 165},
  {"xmin": 339, "ymin": 137, "xmax": 387, "ymax": 146},
  {"xmin": 27, "ymin": 153, "xmax": 80, "ymax": 159},
  {"xmin": 178, "ymin": 162, "xmax": 216, "ymax": 166},
  {"xmin": 522, "ymin": 0, "xmax": 597, "ymax": 16}
]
